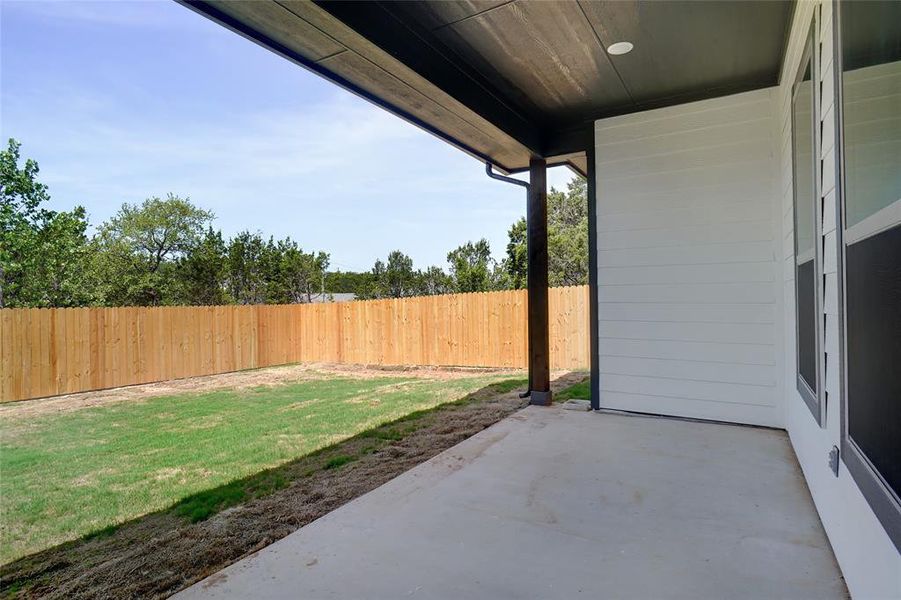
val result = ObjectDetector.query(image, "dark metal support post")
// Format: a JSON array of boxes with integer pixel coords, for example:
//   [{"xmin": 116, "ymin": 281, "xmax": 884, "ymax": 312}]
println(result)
[
  {"xmin": 527, "ymin": 158, "xmax": 552, "ymax": 405},
  {"xmin": 586, "ymin": 146, "xmax": 600, "ymax": 410}
]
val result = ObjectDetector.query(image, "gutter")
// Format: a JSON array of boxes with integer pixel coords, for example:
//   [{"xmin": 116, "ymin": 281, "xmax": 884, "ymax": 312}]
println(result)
[{"xmin": 485, "ymin": 162, "xmax": 532, "ymax": 399}]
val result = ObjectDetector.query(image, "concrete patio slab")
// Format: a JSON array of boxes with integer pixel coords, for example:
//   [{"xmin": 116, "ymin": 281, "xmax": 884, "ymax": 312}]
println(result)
[{"xmin": 176, "ymin": 407, "xmax": 846, "ymax": 599}]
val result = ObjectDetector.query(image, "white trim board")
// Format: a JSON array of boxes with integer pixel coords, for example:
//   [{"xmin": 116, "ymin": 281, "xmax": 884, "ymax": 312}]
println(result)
[{"xmin": 844, "ymin": 198, "xmax": 901, "ymax": 245}]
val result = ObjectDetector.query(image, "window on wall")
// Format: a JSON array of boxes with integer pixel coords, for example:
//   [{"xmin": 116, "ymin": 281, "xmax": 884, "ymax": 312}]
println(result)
[
  {"xmin": 837, "ymin": 0, "xmax": 901, "ymax": 552},
  {"xmin": 791, "ymin": 26, "xmax": 821, "ymax": 421}
]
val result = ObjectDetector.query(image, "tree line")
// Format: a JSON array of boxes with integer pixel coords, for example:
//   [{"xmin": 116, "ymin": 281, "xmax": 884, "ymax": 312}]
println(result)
[{"xmin": 1, "ymin": 139, "xmax": 588, "ymax": 308}]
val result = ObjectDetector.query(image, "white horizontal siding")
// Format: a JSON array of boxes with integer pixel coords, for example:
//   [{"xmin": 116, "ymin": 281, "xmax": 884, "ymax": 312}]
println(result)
[
  {"xmin": 595, "ymin": 95, "xmax": 772, "ymax": 143},
  {"xmin": 599, "ymin": 182, "xmax": 774, "ymax": 214},
  {"xmin": 597, "ymin": 282, "xmax": 775, "ymax": 305},
  {"xmin": 601, "ymin": 374, "xmax": 775, "ymax": 407},
  {"xmin": 598, "ymin": 321, "xmax": 774, "ymax": 345},
  {"xmin": 777, "ymin": 2, "xmax": 901, "ymax": 596},
  {"xmin": 597, "ymin": 302, "xmax": 775, "ymax": 324},
  {"xmin": 599, "ymin": 391, "xmax": 780, "ymax": 427},
  {"xmin": 599, "ymin": 159, "xmax": 776, "ymax": 197},
  {"xmin": 598, "ymin": 262, "xmax": 774, "ymax": 286},
  {"xmin": 598, "ymin": 355, "xmax": 776, "ymax": 386},
  {"xmin": 594, "ymin": 89, "xmax": 780, "ymax": 427},
  {"xmin": 597, "ymin": 118, "xmax": 772, "ymax": 162},
  {"xmin": 599, "ymin": 338, "xmax": 775, "ymax": 365},
  {"xmin": 598, "ymin": 221, "xmax": 773, "ymax": 250},
  {"xmin": 598, "ymin": 240, "xmax": 774, "ymax": 267},
  {"xmin": 599, "ymin": 202, "xmax": 771, "ymax": 234}
]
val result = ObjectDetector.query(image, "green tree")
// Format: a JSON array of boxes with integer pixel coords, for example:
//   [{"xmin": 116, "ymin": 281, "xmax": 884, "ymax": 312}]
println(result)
[
  {"xmin": 547, "ymin": 177, "xmax": 588, "ymax": 287},
  {"xmin": 415, "ymin": 265, "xmax": 452, "ymax": 296},
  {"xmin": 360, "ymin": 259, "xmax": 388, "ymax": 299},
  {"xmin": 87, "ymin": 234, "xmax": 145, "ymax": 306},
  {"xmin": 384, "ymin": 250, "xmax": 416, "ymax": 298},
  {"xmin": 30, "ymin": 207, "xmax": 94, "ymax": 307},
  {"xmin": 0, "ymin": 139, "xmax": 92, "ymax": 307},
  {"xmin": 93, "ymin": 194, "xmax": 214, "ymax": 305},
  {"xmin": 175, "ymin": 227, "xmax": 228, "ymax": 305},
  {"xmin": 324, "ymin": 270, "xmax": 374, "ymax": 296},
  {"xmin": 447, "ymin": 238, "xmax": 496, "ymax": 293},
  {"xmin": 500, "ymin": 217, "xmax": 527, "ymax": 290},
  {"xmin": 225, "ymin": 231, "xmax": 268, "ymax": 305},
  {"xmin": 501, "ymin": 177, "xmax": 588, "ymax": 289},
  {"xmin": 359, "ymin": 250, "xmax": 418, "ymax": 299},
  {"xmin": 276, "ymin": 238, "xmax": 330, "ymax": 303}
]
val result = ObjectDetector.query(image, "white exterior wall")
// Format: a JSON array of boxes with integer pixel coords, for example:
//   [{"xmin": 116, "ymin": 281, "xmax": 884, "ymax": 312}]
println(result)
[
  {"xmin": 777, "ymin": 2, "xmax": 901, "ymax": 597},
  {"xmin": 593, "ymin": 88, "xmax": 783, "ymax": 428},
  {"xmin": 592, "ymin": 1, "xmax": 900, "ymax": 595}
]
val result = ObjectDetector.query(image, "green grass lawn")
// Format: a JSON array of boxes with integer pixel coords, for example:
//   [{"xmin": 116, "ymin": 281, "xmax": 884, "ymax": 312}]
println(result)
[
  {"xmin": 555, "ymin": 376, "xmax": 589, "ymax": 402},
  {"xmin": 0, "ymin": 372, "xmax": 521, "ymax": 564}
]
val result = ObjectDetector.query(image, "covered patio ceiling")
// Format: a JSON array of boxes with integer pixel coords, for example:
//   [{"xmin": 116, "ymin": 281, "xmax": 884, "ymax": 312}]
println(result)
[{"xmin": 179, "ymin": 0, "xmax": 794, "ymax": 175}]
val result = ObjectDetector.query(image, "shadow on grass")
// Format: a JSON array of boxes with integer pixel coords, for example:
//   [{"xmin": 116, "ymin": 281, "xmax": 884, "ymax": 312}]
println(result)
[
  {"xmin": 169, "ymin": 376, "xmax": 527, "ymax": 523},
  {"xmin": 1, "ymin": 376, "xmax": 529, "ymax": 598}
]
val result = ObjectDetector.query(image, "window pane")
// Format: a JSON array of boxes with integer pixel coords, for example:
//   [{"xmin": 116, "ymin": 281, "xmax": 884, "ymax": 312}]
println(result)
[
  {"xmin": 797, "ymin": 259, "xmax": 817, "ymax": 392},
  {"xmin": 793, "ymin": 61, "xmax": 816, "ymax": 255},
  {"xmin": 840, "ymin": 1, "xmax": 901, "ymax": 227},
  {"xmin": 846, "ymin": 226, "xmax": 901, "ymax": 500},
  {"xmin": 792, "ymin": 40, "xmax": 818, "ymax": 406},
  {"xmin": 841, "ymin": 0, "xmax": 901, "ymax": 504}
]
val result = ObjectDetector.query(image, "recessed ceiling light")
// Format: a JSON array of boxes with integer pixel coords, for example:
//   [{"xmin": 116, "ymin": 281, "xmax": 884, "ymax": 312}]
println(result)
[{"xmin": 607, "ymin": 41, "xmax": 633, "ymax": 56}]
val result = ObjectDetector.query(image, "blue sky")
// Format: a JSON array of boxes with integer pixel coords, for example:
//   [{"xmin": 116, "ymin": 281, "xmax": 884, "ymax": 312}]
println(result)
[{"xmin": 0, "ymin": 0, "xmax": 574, "ymax": 272}]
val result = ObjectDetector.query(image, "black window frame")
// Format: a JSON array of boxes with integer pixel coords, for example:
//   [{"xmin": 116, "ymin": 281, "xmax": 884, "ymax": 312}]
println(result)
[
  {"xmin": 790, "ymin": 17, "xmax": 824, "ymax": 425},
  {"xmin": 833, "ymin": 0, "xmax": 901, "ymax": 553}
]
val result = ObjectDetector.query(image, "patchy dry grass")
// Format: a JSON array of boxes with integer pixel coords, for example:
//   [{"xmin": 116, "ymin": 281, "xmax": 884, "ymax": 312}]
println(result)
[
  {"xmin": 0, "ymin": 371, "xmax": 525, "ymax": 564},
  {"xmin": 1, "ymin": 374, "xmax": 610, "ymax": 600}
]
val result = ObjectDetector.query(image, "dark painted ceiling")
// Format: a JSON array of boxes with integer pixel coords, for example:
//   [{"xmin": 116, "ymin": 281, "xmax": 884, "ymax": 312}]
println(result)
[{"xmin": 181, "ymin": 0, "xmax": 794, "ymax": 175}]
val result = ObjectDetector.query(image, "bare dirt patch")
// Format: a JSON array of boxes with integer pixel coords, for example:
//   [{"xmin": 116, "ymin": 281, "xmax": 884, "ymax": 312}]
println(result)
[
  {"xmin": 0, "ymin": 363, "xmax": 525, "ymax": 422},
  {"xmin": 0, "ymin": 372, "xmax": 585, "ymax": 599}
]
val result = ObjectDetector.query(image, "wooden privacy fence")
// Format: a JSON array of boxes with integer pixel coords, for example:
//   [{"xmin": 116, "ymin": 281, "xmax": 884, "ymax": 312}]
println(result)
[{"xmin": 0, "ymin": 285, "xmax": 589, "ymax": 402}]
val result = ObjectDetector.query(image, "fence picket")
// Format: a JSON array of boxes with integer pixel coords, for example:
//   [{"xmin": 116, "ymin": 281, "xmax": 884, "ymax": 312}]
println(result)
[{"xmin": 0, "ymin": 286, "xmax": 589, "ymax": 401}]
